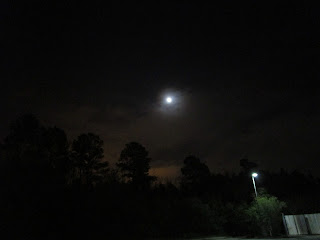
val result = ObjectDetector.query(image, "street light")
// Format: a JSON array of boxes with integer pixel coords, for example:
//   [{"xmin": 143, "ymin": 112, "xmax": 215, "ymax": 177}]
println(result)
[{"xmin": 252, "ymin": 172, "xmax": 258, "ymax": 198}]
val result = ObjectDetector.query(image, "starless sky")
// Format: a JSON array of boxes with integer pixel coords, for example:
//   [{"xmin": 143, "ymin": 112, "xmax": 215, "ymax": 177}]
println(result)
[{"xmin": 1, "ymin": 1, "xmax": 320, "ymax": 178}]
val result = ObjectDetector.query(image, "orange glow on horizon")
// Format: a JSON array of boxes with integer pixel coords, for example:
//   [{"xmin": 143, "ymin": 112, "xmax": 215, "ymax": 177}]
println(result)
[{"xmin": 149, "ymin": 166, "xmax": 181, "ymax": 180}]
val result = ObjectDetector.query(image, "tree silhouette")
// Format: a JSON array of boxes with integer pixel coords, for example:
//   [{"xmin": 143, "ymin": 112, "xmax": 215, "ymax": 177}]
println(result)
[
  {"xmin": 180, "ymin": 155, "xmax": 211, "ymax": 196},
  {"xmin": 0, "ymin": 115, "xmax": 72, "ymax": 238},
  {"xmin": 42, "ymin": 126, "xmax": 70, "ymax": 184},
  {"xmin": 3, "ymin": 114, "xmax": 50, "ymax": 184},
  {"xmin": 2, "ymin": 114, "xmax": 320, "ymax": 238},
  {"xmin": 71, "ymin": 133, "xmax": 109, "ymax": 186},
  {"xmin": 1, "ymin": 114, "xmax": 74, "ymax": 188},
  {"xmin": 117, "ymin": 142, "xmax": 156, "ymax": 188}
]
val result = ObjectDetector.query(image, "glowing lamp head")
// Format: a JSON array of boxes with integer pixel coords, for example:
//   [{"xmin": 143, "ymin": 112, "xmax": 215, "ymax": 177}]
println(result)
[
  {"xmin": 252, "ymin": 173, "xmax": 258, "ymax": 178},
  {"xmin": 166, "ymin": 97, "xmax": 172, "ymax": 103}
]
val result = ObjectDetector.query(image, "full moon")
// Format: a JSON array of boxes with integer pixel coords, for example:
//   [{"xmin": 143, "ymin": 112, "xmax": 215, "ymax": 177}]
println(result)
[{"xmin": 166, "ymin": 97, "xmax": 172, "ymax": 103}]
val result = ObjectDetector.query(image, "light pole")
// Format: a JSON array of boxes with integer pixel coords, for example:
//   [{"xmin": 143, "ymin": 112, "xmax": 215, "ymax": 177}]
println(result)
[{"xmin": 252, "ymin": 172, "xmax": 258, "ymax": 198}]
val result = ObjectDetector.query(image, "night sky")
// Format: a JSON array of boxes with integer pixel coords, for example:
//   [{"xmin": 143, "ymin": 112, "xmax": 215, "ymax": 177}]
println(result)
[{"xmin": 1, "ymin": 1, "xmax": 319, "ymax": 178}]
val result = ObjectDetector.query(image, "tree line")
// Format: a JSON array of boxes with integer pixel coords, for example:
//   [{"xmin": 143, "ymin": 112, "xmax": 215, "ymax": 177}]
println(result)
[{"xmin": 0, "ymin": 114, "xmax": 319, "ymax": 239}]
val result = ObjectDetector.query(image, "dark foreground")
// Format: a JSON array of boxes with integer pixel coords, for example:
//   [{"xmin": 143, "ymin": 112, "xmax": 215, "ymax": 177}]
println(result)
[{"xmin": 191, "ymin": 236, "xmax": 320, "ymax": 240}]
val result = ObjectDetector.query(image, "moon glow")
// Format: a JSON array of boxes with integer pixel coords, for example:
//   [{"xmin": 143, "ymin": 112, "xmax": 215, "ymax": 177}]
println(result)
[{"xmin": 166, "ymin": 97, "xmax": 172, "ymax": 103}]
